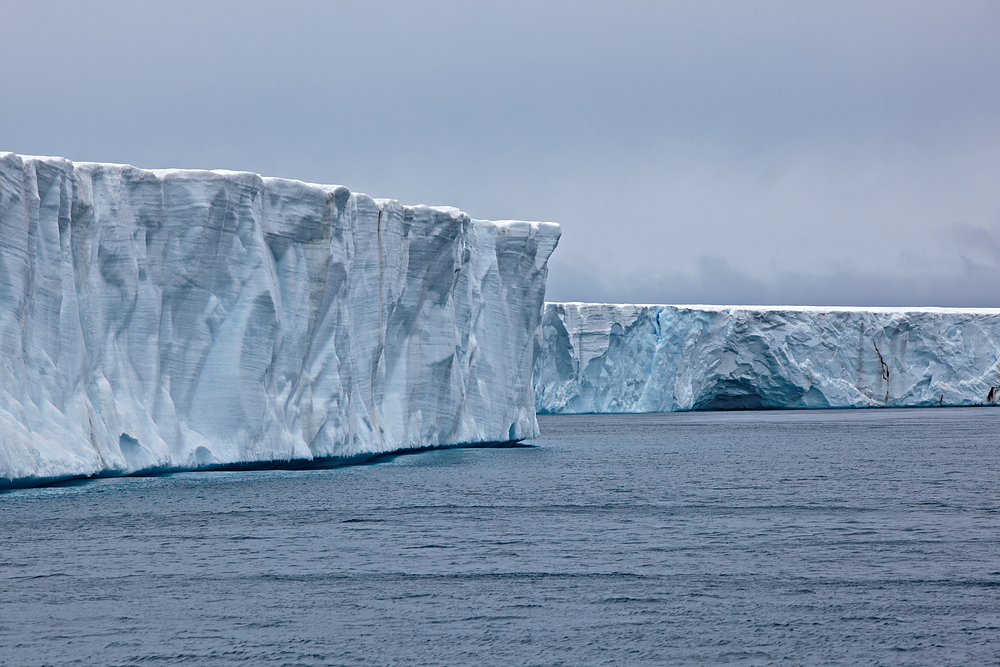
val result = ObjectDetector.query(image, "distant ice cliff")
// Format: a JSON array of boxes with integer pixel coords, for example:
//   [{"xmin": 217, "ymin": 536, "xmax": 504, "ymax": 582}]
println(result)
[
  {"xmin": 535, "ymin": 303, "xmax": 1000, "ymax": 414},
  {"xmin": 0, "ymin": 154, "xmax": 559, "ymax": 486}
]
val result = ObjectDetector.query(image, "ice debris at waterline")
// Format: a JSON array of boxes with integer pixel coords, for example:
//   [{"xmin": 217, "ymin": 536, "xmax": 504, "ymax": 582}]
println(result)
[
  {"xmin": 0, "ymin": 154, "xmax": 560, "ymax": 487},
  {"xmin": 535, "ymin": 303, "xmax": 1000, "ymax": 414}
]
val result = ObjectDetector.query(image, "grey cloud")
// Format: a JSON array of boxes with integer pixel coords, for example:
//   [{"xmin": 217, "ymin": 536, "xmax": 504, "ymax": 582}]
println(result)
[
  {"xmin": 2, "ymin": 0, "xmax": 998, "ymax": 307},
  {"xmin": 547, "ymin": 252, "xmax": 1000, "ymax": 308}
]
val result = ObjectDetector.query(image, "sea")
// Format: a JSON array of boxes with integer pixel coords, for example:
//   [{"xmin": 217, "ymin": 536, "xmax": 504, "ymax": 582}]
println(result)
[{"xmin": 2, "ymin": 408, "xmax": 1000, "ymax": 665}]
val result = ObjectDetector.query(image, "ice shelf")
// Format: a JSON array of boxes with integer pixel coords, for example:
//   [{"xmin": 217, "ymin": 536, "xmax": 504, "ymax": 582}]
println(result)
[
  {"xmin": 0, "ymin": 154, "xmax": 559, "ymax": 486},
  {"xmin": 535, "ymin": 302, "xmax": 1000, "ymax": 414}
]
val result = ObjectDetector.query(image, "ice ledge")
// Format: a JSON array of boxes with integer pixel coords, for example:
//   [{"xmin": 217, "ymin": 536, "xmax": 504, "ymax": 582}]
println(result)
[
  {"xmin": 0, "ymin": 440, "xmax": 531, "ymax": 491},
  {"xmin": 535, "ymin": 302, "xmax": 1000, "ymax": 414}
]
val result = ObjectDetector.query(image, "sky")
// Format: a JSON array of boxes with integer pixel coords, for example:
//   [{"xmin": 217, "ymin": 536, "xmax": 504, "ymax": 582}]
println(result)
[{"xmin": 2, "ymin": 0, "xmax": 999, "ymax": 307}]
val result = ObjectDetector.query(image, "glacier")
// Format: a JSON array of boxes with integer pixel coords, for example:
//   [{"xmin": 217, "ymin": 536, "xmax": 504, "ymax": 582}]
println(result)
[
  {"xmin": 535, "ymin": 303, "xmax": 1000, "ymax": 414},
  {"xmin": 0, "ymin": 154, "xmax": 560, "ymax": 487}
]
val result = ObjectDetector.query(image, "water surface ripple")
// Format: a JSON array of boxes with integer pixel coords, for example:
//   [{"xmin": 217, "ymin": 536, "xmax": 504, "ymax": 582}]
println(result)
[{"xmin": 3, "ymin": 409, "xmax": 1000, "ymax": 665}]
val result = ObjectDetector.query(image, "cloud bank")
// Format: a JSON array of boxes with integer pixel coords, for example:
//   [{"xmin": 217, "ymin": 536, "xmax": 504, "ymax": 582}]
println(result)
[{"xmin": 2, "ymin": 0, "xmax": 998, "ymax": 306}]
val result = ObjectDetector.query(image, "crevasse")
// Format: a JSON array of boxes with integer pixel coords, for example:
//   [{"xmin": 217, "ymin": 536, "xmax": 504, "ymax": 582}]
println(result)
[{"xmin": 0, "ymin": 154, "xmax": 560, "ymax": 486}]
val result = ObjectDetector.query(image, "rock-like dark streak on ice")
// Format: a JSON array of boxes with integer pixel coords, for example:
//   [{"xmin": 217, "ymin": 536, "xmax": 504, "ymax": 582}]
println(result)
[
  {"xmin": 536, "ymin": 303, "xmax": 1000, "ymax": 414},
  {"xmin": 0, "ymin": 154, "xmax": 559, "ymax": 487}
]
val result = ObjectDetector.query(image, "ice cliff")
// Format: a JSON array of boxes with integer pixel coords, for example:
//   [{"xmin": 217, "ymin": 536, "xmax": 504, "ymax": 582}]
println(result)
[
  {"xmin": 536, "ymin": 303, "xmax": 1000, "ymax": 414},
  {"xmin": 0, "ymin": 154, "xmax": 559, "ymax": 486}
]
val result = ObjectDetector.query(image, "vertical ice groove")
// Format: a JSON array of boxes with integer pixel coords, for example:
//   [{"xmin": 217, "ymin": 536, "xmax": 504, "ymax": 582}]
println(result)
[
  {"xmin": 535, "ymin": 303, "xmax": 1000, "ymax": 414},
  {"xmin": 0, "ymin": 154, "xmax": 560, "ymax": 485}
]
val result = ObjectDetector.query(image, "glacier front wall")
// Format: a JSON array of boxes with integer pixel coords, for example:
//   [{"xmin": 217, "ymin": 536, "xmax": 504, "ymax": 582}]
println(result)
[
  {"xmin": 535, "ymin": 303, "xmax": 1000, "ymax": 414},
  {"xmin": 0, "ymin": 154, "xmax": 559, "ymax": 486}
]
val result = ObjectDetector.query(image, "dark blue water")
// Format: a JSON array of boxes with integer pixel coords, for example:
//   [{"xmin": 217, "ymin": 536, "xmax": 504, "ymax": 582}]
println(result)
[{"xmin": 3, "ymin": 409, "xmax": 1000, "ymax": 665}]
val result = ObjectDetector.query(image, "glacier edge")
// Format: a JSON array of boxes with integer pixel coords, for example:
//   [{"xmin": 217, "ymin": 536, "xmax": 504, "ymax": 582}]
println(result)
[
  {"xmin": 535, "ymin": 302, "xmax": 1000, "ymax": 414},
  {"xmin": 0, "ymin": 153, "xmax": 560, "ymax": 487}
]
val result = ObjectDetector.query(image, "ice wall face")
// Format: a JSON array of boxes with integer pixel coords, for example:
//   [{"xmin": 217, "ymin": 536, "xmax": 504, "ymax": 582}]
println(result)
[
  {"xmin": 536, "ymin": 303, "xmax": 1000, "ymax": 414},
  {"xmin": 0, "ymin": 154, "xmax": 559, "ymax": 485}
]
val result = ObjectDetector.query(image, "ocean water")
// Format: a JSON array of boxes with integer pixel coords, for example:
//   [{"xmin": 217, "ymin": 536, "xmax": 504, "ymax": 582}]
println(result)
[{"xmin": 2, "ymin": 408, "xmax": 1000, "ymax": 666}]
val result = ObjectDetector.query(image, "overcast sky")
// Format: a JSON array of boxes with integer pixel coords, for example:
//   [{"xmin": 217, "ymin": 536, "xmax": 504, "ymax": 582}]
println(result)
[{"xmin": 2, "ymin": 1, "xmax": 999, "ymax": 306}]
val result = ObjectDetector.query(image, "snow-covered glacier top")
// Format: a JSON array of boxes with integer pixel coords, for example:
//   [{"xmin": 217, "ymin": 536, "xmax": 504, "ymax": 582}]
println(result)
[
  {"xmin": 0, "ymin": 154, "xmax": 560, "ymax": 487},
  {"xmin": 535, "ymin": 302, "xmax": 1000, "ymax": 414}
]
